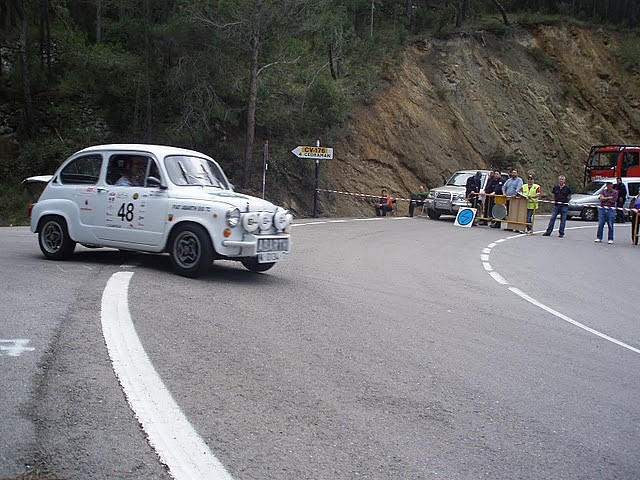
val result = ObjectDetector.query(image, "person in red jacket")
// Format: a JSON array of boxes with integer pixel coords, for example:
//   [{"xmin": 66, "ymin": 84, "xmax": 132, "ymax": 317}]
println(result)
[{"xmin": 375, "ymin": 189, "xmax": 394, "ymax": 216}]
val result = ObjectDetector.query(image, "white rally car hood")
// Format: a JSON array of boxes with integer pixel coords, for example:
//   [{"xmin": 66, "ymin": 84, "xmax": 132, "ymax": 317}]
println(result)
[{"xmin": 171, "ymin": 188, "xmax": 278, "ymax": 212}]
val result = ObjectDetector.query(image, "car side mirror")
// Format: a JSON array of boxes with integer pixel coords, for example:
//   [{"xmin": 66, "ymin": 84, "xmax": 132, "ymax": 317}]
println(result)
[{"xmin": 147, "ymin": 176, "xmax": 167, "ymax": 189}]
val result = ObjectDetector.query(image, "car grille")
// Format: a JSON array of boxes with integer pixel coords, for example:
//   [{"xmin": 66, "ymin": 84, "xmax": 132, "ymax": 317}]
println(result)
[{"xmin": 436, "ymin": 192, "xmax": 451, "ymax": 200}]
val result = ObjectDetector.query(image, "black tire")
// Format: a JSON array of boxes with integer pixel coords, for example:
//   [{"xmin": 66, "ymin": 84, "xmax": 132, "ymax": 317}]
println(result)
[
  {"xmin": 168, "ymin": 224, "xmax": 213, "ymax": 278},
  {"xmin": 427, "ymin": 209, "xmax": 441, "ymax": 220},
  {"xmin": 38, "ymin": 216, "xmax": 76, "ymax": 260},
  {"xmin": 581, "ymin": 207, "xmax": 597, "ymax": 222},
  {"xmin": 241, "ymin": 258, "xmax": 276, "ymax": 273}
]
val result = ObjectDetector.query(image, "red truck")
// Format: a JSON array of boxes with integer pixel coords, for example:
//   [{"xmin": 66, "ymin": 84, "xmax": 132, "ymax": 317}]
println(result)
[{"xmin": 584, "ymin": 144, "xmax": 640, "ymax": 184}]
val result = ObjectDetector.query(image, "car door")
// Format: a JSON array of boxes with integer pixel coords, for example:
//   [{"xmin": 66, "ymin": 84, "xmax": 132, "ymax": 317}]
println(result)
[
  {"xmin": 93, "ymin": 154, "xmax": 169, "ymax": 247},
  {"xmin": 53, "ymin": 153, "xmax": 103, "ymax": 242}
]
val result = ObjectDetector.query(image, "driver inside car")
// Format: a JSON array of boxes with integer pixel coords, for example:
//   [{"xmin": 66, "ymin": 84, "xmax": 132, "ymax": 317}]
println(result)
[{"xmin": 116, "ymin": 156, "xmax": 146, "ymax": 186}]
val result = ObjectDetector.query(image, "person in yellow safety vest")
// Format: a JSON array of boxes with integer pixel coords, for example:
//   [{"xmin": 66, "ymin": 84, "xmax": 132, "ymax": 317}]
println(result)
[{"xmin": 518, "ymin": 175, "xmax": 541, "ymax": 234}]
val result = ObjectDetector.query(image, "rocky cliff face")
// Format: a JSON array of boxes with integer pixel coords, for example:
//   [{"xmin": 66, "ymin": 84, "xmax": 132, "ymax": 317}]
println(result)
[{"xmin": 304, "ymin": 24, "xmax": 639, "ymax": 217}]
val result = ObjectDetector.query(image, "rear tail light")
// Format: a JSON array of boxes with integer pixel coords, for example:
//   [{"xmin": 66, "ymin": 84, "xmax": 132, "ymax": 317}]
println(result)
[{"xmin": 27, "ymin": 203, "xmax": 34, "ymax": 218}]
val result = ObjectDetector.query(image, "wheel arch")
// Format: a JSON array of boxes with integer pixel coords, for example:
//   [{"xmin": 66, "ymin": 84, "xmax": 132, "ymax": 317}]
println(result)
[{"xmin": 165, "ymin": 220, "xmax": 217, "ymax": 256}]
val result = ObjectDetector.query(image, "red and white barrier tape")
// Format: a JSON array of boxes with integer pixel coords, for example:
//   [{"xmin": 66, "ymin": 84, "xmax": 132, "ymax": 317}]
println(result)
[
  {"xmin": 318, "ymin": 188, "xmax": 640, "ymax": 214},
  {"xmin": 316, "ymin": 188, "xmax": 414, "ymax": 203}
]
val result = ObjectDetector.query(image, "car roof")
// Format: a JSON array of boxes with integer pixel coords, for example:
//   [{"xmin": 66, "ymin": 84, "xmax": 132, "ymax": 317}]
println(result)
[
  {"xmin": 75, "ymin": 144, "xmax": 215, "ymax": 161},
  {"xmin": 452, "ymin": 169, "xmax": 495, "ymax": 175}
]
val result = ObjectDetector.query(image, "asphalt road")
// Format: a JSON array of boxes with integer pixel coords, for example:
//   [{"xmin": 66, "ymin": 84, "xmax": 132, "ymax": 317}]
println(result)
[{"xmin": 1, "ymin": 216, "xmax": 638, "ymax": 479}]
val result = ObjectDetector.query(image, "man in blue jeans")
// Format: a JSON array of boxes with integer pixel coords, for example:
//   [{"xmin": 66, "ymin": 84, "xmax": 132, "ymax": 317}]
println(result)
[
  {"xmin": 595, "ymin": 180, "xmax": 618, "ymax": 244},
  {"xmin": 543, "ymin": 175, "xmax": 572, "ymax": 237}
]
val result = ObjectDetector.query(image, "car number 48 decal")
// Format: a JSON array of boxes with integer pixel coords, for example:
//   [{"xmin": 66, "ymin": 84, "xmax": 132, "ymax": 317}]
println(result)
[{"xmin": 118, "ymin": 202, "xmax": 135, "ymax": 222}]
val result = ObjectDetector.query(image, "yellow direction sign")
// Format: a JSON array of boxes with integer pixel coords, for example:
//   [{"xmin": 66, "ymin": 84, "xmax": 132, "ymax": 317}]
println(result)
[{"xmin": 291, "ymin": 145, "xmax": 334, "ymax": 160}]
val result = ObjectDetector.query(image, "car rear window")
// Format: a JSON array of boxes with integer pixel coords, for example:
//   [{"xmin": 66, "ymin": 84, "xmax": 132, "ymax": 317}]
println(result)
[{"xmin": 59, "ymin": 155, "xmax": 102, "ymax": 185}]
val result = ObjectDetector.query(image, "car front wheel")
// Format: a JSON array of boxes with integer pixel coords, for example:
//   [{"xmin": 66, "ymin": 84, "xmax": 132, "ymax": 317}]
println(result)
[
  {"xmin": 38, "ymin": 216, "xmax": 76, "ymax": 260},
  {"xmin": 581, "ymin": 207, "xmax": 597, "ymax": 222},
  {"xmin": 169, "ymin": 224, "xmax": 213, "ymax": 278},
  {"xmin": 427, "ymin": 209, "xmax": 441, "ymax": 220},
  {"xmin": 241, "ymin": 258, "xmax": 276, "ymax": 273}
]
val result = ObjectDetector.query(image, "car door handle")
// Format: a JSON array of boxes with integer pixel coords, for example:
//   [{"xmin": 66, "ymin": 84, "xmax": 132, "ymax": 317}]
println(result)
[{"xmin": 97, "ymin": 187, "xmax": 108, "ymax": 193}]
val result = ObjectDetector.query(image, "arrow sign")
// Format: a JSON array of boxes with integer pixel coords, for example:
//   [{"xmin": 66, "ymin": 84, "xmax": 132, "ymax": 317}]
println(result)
[{"xmin": 291, "ymin": 145, "xmax": 334, "ymax": 160}]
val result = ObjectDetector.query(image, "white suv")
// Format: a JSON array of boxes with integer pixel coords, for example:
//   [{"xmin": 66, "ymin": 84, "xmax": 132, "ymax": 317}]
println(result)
[
  {"xmin": 28, "ymin": 144, "xmax": 292, "ymax": 277},
  {"xmin": 423, "ymin": 170, "xmax": 505, "ymax": 219}
]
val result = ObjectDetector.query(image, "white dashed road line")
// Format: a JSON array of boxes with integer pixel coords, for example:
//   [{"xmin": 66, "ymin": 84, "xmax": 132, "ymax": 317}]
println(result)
[
  {"xmin": 101, "ymin": 272, "xmax": 234, "ymax": 480},
  {"xmin": 482, "ymin": 226, "xmax": 640, "ymax": 355}
]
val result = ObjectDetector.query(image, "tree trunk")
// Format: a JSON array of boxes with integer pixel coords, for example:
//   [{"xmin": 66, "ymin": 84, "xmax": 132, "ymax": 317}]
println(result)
[
  {"xmin": 18, "ymin": 0, "xmax": 35, "ymax": 137},
  {"xmin": 39, "ymin": 0, "xmax": 52, "ymax": 68},
  {"xmin": 96, "ymin": 0, "xmax": 102, "ymax": 43},
  {"xmin": 328, "ymin": 43, "xmax": 337, "ymax": 80},
  {"xmin": 491, "ymin": 0, "xmax": 510, "ymax": 26},
  {"xmin": 242, "ymin": 31, "xmax": 260, "ymax": 188},
  {"xmin": 455, "ymin": 0, "xmax": 467, "ymax": 28}
]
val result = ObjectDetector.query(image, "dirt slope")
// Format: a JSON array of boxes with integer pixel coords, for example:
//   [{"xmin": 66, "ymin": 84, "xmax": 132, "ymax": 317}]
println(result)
[{"xmin": 309, "ymin": 24, "xmax": 639, "ymax": 217}]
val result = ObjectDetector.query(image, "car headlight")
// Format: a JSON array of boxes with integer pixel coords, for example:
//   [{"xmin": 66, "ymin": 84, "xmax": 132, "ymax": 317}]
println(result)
[
  {"xmin": 241, "ymin": 212, "xmax": 259, "ymax": 232},
  {"xmin": 225, "ymin": 207, "xmax": 240, "ymax": 227},
  {"xmin": 258, "ymin": 212, "xmax": 273, "ymax": 231},
  {"xmin": 273, "ymin": 210, "xmax": 290, "ymax": 230},
  {"xmin": 427, "ymin": 191, "xmax": 436, "ymax": 198}
]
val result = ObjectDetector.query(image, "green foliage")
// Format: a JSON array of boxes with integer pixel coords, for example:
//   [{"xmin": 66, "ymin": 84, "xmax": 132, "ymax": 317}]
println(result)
[
  {"xmin": 306, "ymin": 75, "xmax": 349, "ymax": 129},
  {"xmin": 561, "ymin": 83, "xmax": 577, "ymax": 99},
  {"xmin": 617, "ymin": 36, "xmax": 640, "ymax": 66},
  {"xmin": 487, "ymin": 147, "xmax": 523, "ymax": 172},
  {"xmin": 525, "ymin": 46, "xmax": 557, "ymax": 71}
]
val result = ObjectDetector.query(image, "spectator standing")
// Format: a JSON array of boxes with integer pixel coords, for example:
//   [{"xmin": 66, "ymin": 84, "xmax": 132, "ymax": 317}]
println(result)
[
  {"xmin": 375, "ymin": 189, "xmax": 394, "ymax": 217},
  {"xmin": 408, "ymin": 185, "xmax": 428, "ymax": 217},
  {"xmin": 631, "ymin": 194, "xmax": 640, "ymax": 245},
  {"xmin": 595, "ymin": 180, "xmax": 618, "ymax": 244},
  {"xmin": 519, "ymin": 175, "xmax": 540, "ymax": 234},
  {"xmin": 612, "ymin": 177, "xmax": 627, "ymax": 223},
  {"xmin": 482, "ymin": 170, "xmax": 500, "ymax": 226},
  {"xmin": 465, "ymin": 171, "xmax": 483, "ymax": 210},
  {"xmin": 502, "ymin": 169, "xmax": 523, "ymax": 230},
  {"xmin": 543, "ymin": 175, "xmax": 572, "ymax": 238},
  {"xmin": 503, "ymin": 169, "xmax": 523, "ymax": 197},
  {"xmin": 490, "ymin": 170, "xmax": 504, "ymax": 228}
]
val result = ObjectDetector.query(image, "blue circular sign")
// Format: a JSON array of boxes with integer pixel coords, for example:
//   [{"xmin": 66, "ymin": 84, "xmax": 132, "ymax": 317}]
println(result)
[{"xmin": 457, "ymin": 208, "xmax": 474, "ymax": 226}]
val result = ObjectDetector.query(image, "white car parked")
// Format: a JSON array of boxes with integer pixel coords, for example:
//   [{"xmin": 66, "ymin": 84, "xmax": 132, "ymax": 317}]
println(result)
[{"xmin": 27, "ymin": 144, "xmax": 292, "ymax": 277}]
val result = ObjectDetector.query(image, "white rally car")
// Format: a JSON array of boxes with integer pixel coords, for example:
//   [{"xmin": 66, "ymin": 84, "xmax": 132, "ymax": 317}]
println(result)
[{"xmin": 27, "ymin": 144, "xmax": 292, "ymax": 277}]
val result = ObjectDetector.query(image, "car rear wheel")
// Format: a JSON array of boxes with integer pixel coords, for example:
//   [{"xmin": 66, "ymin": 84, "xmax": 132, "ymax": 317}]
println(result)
[
  {"xmin": 38, "ymin": 216, "xmax": 76, "ymax": 260},
  {"xmin": 169, "ymin": 224, "xmax": 213, "ymax": 278},
  {"xmin": 427, "ymin": 209, "xmax": 441, "ymax": 220},
  {"xmin": 581, "ymin": 207, "xmax": 597, "ymax": 221},
  {"xmin": 241, "ymin": 258, "xmax": 276, "ymax": 273}
]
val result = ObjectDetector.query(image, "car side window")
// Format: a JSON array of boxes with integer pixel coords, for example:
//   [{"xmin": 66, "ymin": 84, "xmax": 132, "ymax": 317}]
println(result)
[
  {"xmin": 107, "ymin": 154, "xmax": 158, "ymax": 187},
  {"xmin": 628, "ymin": 183, "xmax": 640, "ymax": 197},
  {"xmin": 59, "ymin": 155, "xmax": 102, "ymax": 185}
]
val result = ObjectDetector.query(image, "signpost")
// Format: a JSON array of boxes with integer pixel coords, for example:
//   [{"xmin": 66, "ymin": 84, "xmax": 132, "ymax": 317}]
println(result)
[
  {"xmin": 292, "ymin": 141, "xmax": 333, "ymax": 218},
  {"xmin": 291, "ymin": 146, "xmax": 334, "ymax": 160}
]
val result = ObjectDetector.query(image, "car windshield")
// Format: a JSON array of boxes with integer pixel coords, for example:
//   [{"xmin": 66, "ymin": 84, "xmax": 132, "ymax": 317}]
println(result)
[
  {"xmin": 164, "ymin": 155, "xmax": 228, "ymax": 188},
  {"xmin": 581, "ymin": 181, "xmax": 605, "ymax": 194},
  {"xmin": 446, "ymin": 172, "xmax": 473, "ymax": 187},
  {"xmin": 588, "ymin": 151, "xmax": 617, "ymax": 167}
]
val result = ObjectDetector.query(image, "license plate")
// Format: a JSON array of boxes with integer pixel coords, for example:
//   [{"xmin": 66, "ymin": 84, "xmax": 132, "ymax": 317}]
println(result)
[
  {"xmin": 435, "ymin": 200, "xmax": 449, "ymax": 209},
  {"xmin": 258, "ymin": 251, "xmax": 282, "ymax": 263},
  {"xmin": 257, "ymin": 237, "xmax": 289, "ymax": 253}
]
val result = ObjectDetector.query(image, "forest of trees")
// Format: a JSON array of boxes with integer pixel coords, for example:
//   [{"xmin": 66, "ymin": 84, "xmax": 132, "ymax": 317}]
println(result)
[{"xmin": 0, "ymin": 0, "xmax": 638, "ymax": 200}]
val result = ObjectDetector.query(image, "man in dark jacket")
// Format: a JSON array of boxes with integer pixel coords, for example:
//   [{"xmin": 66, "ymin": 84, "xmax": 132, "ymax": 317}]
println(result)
[
  {"xmin": 483, "ymin": 170, "xmax": 503, "ymax": 226},
  {"xmin": 465, "ymin": 171, "xmax": 483, "ymax": 210},
  {"xmin": 613, "ymin": 177, "xmax": 627, "ymax": 223}
]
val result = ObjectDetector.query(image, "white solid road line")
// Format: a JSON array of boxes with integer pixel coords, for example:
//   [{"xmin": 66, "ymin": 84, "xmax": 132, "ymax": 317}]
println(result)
[
  {"xmin": 101, "ymin": 272, "xmax": 234, "ymax": 480},
  {"xmin": 484, "ymin": 226, "xmax": 640, "ymax": 355}
]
